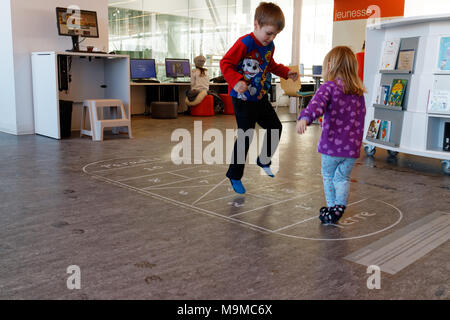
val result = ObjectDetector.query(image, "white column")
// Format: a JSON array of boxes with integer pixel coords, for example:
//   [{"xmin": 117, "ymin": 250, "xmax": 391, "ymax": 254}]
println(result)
[
  {"xmin": 291, "ymin": 0, "xmax": 302, "ymax": 66},
  {"xmin": 0, "ymin": 0, "xmax": 17, "ymax": 134},
  {"xmin": 290, "ymin": 0, "xmax": 302, "ymax": 114}
]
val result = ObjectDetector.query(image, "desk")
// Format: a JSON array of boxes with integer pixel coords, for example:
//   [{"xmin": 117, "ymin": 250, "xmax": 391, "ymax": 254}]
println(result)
[
  {"xmin": 301, "ymin": 74, "xmax": 323, "ymax": 91},
  {"xmin": 32, "ymin": 51, "xmax": 130, "ymax": 139},
  {"xmin": 130, "ymin": 82, "xmax": 229, "ymax": 115}
]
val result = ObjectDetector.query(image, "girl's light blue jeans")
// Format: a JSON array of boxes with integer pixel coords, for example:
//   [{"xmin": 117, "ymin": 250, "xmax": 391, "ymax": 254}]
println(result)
[{"xmin": 321, "ymin": 154, "xmax": 356, "ymax": 207}]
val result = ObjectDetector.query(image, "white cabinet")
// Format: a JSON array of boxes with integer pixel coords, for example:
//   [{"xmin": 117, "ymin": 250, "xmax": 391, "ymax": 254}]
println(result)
[{"xmin": 31, "ymin": 52, "xmax": 130, "ymax": 139}]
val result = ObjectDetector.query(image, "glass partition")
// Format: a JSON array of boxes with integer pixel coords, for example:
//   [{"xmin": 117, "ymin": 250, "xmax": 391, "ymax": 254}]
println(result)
[{"xmin": 108, "ymin": 0, "xmax": 293, "ymax": 81}]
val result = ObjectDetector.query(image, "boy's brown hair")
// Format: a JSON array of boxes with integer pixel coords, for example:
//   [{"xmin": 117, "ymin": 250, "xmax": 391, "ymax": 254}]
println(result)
[{"xmin": 254, "ymin": 2, "xmax": 285, "ymax": 31}]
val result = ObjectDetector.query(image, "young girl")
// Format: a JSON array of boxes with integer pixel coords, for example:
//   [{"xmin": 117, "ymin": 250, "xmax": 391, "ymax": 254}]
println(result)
[{"xmin": 297, "ymin": 46, "xmax": 366, "ymax": 224}]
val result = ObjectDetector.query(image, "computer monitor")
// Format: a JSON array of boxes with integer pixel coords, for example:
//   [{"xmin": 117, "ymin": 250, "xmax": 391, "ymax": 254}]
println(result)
[
  {"xmin": 165, "ymin": 59, "xmax": 191, "ymax": 79},
  {"xmin": 312, "ymin": 65, "xmax": 323, "ymax": 76},
  {"xmin": 56, "ymin": 7, "xmax": 99, "ymax": 52},
  {"xmin": 130, "ymin": 59, "xmax": 157, "ymax": 80}
]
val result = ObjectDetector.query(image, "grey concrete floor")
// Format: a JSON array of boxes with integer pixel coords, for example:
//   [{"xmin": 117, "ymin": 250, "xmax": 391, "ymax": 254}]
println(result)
[{"xmin": 0, "ymin": 107, "xmax": 449, "ymax": 300}]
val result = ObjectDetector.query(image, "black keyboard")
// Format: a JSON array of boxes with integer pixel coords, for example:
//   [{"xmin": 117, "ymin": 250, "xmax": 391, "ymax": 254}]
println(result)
[{"xmin": 132, "ymin": 79, "xmax": 160, "ymax": 83}]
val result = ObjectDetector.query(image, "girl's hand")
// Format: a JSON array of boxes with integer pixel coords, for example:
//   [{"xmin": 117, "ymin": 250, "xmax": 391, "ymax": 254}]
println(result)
[
  {"xmin": 296, "ymin": 120, "xmax": 308, "ymax": 135},
  {"xmin": 288, "ymin": 71, "xmax": 299, "ymax": 81},
  {"xmin": 234, "ymin": 81, "xmax": 248, "ymax": 93}
]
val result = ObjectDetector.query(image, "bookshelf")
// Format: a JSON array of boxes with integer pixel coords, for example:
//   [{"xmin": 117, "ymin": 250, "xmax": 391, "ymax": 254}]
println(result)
[{"xmin": 363, "ymin": 15, "xmax": 450, "ymax": 175}]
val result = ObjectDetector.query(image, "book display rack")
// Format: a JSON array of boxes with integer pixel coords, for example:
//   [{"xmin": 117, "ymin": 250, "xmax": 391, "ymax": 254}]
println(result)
[{"xmin": 363, "ymin": 15, "xmax": 450, "ymax": 174}]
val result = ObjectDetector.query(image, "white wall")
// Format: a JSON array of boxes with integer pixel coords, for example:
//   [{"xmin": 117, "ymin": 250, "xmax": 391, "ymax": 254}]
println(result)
[
  {"xmin": 332, "ymin": 17, "xmax": 401, "ymax": 53},
  {"xmin": 405, "ymin": 0, "xmax": 450, "ymax": 17},
  {"xmin": 3, "ymin": 0, "xmax": 109, "ymax": 135},
  {"xmin": 0, "ymin": 0, "xmax": 17, "ymax": 134}
]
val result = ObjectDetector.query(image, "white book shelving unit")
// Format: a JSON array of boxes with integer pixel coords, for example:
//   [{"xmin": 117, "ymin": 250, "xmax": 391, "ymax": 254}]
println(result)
[
  {"xmin": 363, "ymin": 15, "xmax": 450, "ymax": 175},
  {"xmin": 31, "ymin": 51, "xmax": 130, "ymax": 140}
]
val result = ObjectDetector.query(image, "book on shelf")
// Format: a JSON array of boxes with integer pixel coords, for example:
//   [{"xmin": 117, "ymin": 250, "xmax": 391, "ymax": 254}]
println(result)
[
  {"xmin": 388, "ymin": 79, "xmax": 408, "ymax": 107},
  {"xmin": 428, "ymin": 90, "xmax": 450, "ymax": 114},
  {"xmin": 397, "ymin": 49, "xmax": 415, "ymax": 72},
  {"xmin": 444, "ymin": 123, "xmax": 450, "ymax": 152},
  {"xmin": 438, "ymin": 36, "xmax": 450, "ymax": 71},
  {"xmin": 366, "ymin": 119, "xmax": 382, "ymax": 140},
  {"xmin": 379, "ymin": 120, "xmax": 392, "ymax": 142},
  {"xmin": 380, "ymin": 39, "xmax": 400, "ymax": 70},
  {"xmin": 377, "ymin": 84, "xmax": 391, "ymax": 105}
]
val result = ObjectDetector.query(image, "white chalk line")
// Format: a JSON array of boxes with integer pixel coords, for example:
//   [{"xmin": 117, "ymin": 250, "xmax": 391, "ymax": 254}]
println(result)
[
  {"xmin": 229, "ymin": 190, "xmax": 321, "ymax": 218},
  {"xmin": 141, "ymin": 173, "xmax": 225, "ymax": 190},
  {"xmin": 196, "ymin": 181, "xmax": 294, "ymax": 205},
  {"xmin": 272, "ymin": 198, "xmax": 369, "ymax": 233},
  {"xmin": 192, "ymin": 178, "xmax": 228, "ymax": 205},
  {"xmin": 117, "ymin": 164, "xmax": 211, "ymax": 182}
]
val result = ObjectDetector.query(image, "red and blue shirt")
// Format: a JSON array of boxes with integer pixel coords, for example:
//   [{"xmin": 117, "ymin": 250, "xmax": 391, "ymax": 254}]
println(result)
[{"xmin": 220, "ymin": 33, "xmax": 290, "ymax": 102}]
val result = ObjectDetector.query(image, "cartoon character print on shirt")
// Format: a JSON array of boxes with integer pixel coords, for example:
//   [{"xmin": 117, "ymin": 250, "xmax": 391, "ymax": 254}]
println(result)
[
  {"xmin": 257, "ymin": 50, "xmax": 273, "ymax": 99},
  {"xmin": 265, "ymin": 51, "xmax": 272, "ymax": 64},
  {"xmin": 238, "ymin": 58, "xmax": 262, "ymax": 101}
]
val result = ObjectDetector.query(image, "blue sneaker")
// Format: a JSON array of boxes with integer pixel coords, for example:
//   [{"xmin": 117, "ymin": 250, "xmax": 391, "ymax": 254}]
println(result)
[
  {"xmin": 261, "ymin": 166, "xmax": 275, "ymax": 178},
  {"xmin": 230, "ymin": 179, "xmax": 246, "ymax": 194},
  {"xmin": 257, "ymin": 157, "xmax": 275, "ymax": 178}
]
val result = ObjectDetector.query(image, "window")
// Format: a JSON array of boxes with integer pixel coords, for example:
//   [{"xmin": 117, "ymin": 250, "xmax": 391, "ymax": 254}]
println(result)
[
  {"xmin": 108, "ymin": 0, "xmax": 293, "ymax": 80},
  {"xmin": 299, "ymin": 0, "xmax": 333, "ymax": 75}
]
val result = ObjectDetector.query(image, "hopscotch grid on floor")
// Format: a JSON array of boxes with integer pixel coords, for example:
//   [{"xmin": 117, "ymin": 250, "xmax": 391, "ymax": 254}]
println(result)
[
  {"xmin": 89, "ymin": 174, "xmax": 276, "ymax": 234},
  {"xmin": 87, "ymin": 162, "xmax": 320, "ymax": 235},
  {"xmin": 84, "ymin": 159, "xmax": 404, "ymax": 241}
]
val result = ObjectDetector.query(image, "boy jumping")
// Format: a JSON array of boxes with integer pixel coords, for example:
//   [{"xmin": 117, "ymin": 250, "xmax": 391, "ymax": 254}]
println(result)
[{"xmin": 220, "ymin": 2, "xmax": 299, "ymax": 194}]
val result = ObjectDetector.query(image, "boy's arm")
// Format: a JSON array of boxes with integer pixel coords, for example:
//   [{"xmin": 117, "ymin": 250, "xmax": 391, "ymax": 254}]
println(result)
[
  {"xmin": 267, "ymin": 47, "xmax": 290, "ymax": 79},
  {"xmin": 220, "ymin": 40, "xmax": 248, "ymax": 89},
  {"xmin": 298, "ymin": 83, "xmax": 332, "ymax": 124}
]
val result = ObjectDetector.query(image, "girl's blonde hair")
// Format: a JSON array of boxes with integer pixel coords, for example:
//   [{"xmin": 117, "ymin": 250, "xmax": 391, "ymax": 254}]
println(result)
[{"xmin": 322, "ymin": 46, "xmax": 366, "ymax": 96}]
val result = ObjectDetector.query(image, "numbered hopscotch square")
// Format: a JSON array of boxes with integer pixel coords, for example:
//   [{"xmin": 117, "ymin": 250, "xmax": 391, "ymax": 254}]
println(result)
[
  {"xmin": 280, "ymin": 197, "xmax": 399, "ymax": 240},
  {"xmin": 250, "ymin": 182, "xmax": 322, "ymax": 201},
  {"xmin": 147, "ymin": 185, "xmax": 214, "ymax": 204},
  {"xmin": 88, "ymin": 158, "xmax": 164, "ymax": 179},
  {"xmin": 171, "ymin": 164, "xmax": 229, "ymax": 179},
  {"xmin": 195, "ymin": 194, "xmax": 275, "ymax": 217},
  {"xmin": 97, "ymin": 164, "xmax": 166, "ymax": 181},
  {"xmin": 235, "ymin": 193, "xmax": 323, "ymax": 231},
  {"xmin": 87, "ymin": 158, "xmax": 161, "ymax": 172},
  {"xmin": 141, "ymin": 169, "xmax": 230, "ymax": 203},
  {"xmin": 121, "ymin": 172, "xmax": 183, "ymax": 189}
]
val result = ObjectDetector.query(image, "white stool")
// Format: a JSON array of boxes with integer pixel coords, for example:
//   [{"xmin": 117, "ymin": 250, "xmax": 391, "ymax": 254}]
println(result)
[{"xmin": 81, "ymin": 99, "xmax": 133, "ymax": 141}]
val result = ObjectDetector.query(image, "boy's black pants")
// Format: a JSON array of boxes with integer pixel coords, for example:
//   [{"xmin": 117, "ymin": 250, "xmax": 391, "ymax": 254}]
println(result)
[{"xmin": 226, "ymin": 95, "xmax": 282, "ymax": 180}]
